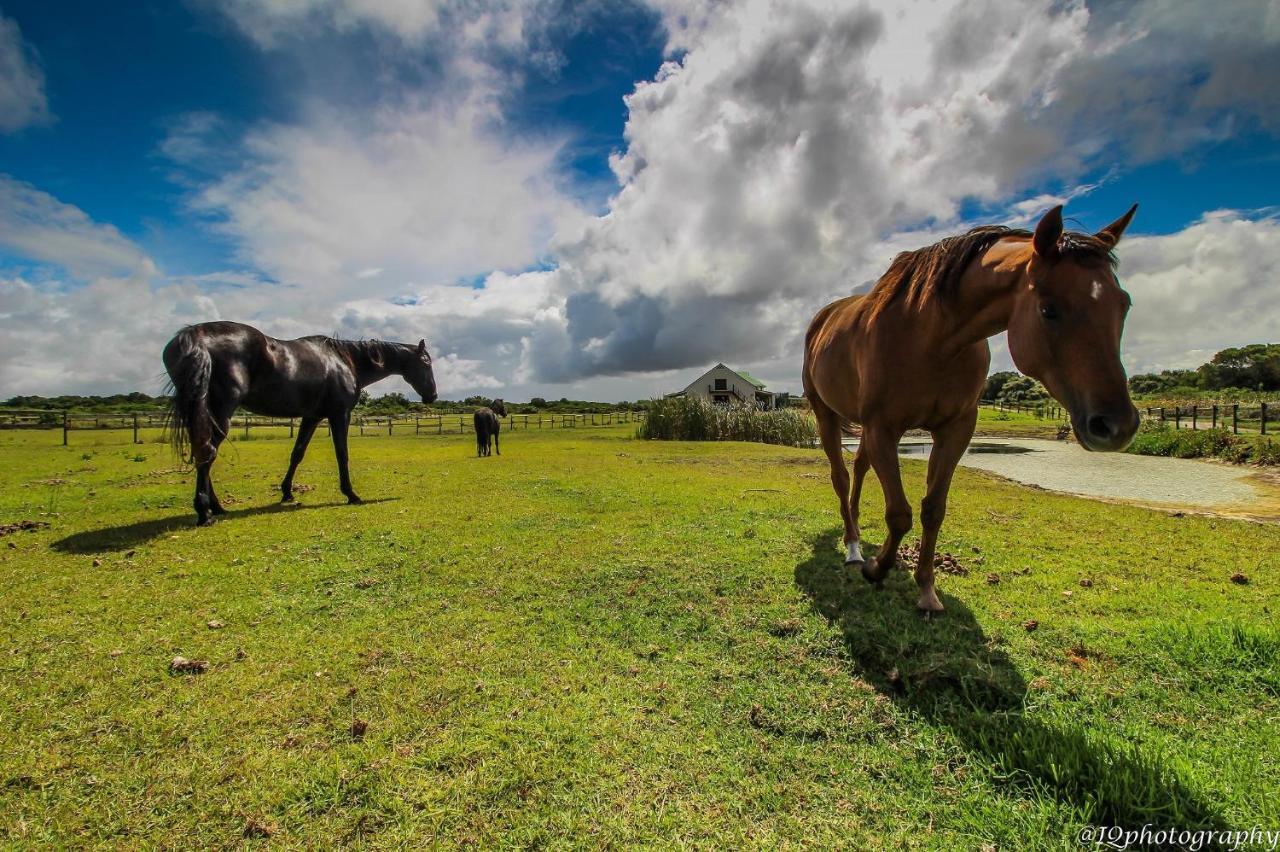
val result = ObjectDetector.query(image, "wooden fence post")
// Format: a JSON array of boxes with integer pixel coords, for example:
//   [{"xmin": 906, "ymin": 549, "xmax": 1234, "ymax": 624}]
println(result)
[
  {"xmin": 1212, "ymin": 405, "xmax": 1218, "ymax": 430},
  {"xmin": 244, "ymin": 415, "xmax": 250, "ymax": 438},
  {"xmin": 1192, "ymin": 407, "xmax": 1197, "ymax": 430},
  {"xmin": 1263, "ymin": 402, "xmax": 1269, "ymax": 435},
  {"xmin": 133, "ymin": 412, "xmax": 140, "ymax": 444},
  {"xmin": 1233, "ymin": 404, "xmax": 1239, "ymax": 434},
  {"xmin": 62, "ymin": 411, "xmax": 68, "ymax": 446},
  {"xmin": 1174, "ymin": 407, "xmax": 1180, "ymax": 430},
  {"xmin": 290, "ymin": 418, "xmax": 295, "ymax": 437}
]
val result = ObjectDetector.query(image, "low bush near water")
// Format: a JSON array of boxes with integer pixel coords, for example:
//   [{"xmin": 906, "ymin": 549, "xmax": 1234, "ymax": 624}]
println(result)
[
  {"xmin": 1126, "ymin": 422, "xmax": 1280, "ymax": 465},
  {"xmin": 637, "ymin": 395, "xmax": 818, "ymax": 446}
]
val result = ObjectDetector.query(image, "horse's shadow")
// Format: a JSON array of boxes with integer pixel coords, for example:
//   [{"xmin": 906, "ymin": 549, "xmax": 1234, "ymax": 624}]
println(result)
[
  {"xmin": 50, "ymin": 498, "xmax": 399, "ymax": 554},
  {"xmin": 794, "ymin": 530, "xmax": 1224, "ymax": 830}
]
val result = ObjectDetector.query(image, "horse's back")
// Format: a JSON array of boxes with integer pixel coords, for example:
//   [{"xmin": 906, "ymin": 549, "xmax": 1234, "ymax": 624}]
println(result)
[
  {"xmin": 803, "ymin": 295, "xmax": 870, "ymax": 413},
  {"xmin": 474, "ymin": 408, "xmax": 499, "ymax": 433}
]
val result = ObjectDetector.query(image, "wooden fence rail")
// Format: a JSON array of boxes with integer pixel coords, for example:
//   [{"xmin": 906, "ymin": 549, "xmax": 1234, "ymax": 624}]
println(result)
[
  {"xmin": 0, "ymin": 409, "xmax": 645, "ymax": 447},
  {"xmin": 978, "ymin": 400, "xmax": 1070, "ymax": 421},
  {"xmin": 1144, "ymin": 403, "xmax": 1270, "ymax": 435}
]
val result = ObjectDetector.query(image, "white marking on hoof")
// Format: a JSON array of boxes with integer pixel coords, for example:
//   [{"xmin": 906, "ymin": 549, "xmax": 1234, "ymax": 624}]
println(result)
[{"xmin": 844, "ymin": 540, "xmax": 864, "ymax": 564}]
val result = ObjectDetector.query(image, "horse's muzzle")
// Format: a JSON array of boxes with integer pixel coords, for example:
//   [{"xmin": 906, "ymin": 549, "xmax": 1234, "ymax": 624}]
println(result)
[{"xmin": 1074, "ymin": 405, "xmax": 1140, "ymax": 452}]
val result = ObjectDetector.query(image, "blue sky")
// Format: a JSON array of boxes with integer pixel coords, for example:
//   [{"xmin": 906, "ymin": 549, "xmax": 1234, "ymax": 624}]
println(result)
[
  {"xmin": 1, "ymin": 0, "xmax": 1278, "ymax": 399},
  {"xmin": 0, "ymin": 0, "xmax": 665, "ymax": 278}
]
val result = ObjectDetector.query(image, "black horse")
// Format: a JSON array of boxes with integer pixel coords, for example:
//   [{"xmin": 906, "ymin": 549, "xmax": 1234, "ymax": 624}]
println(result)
[
  {"xmin": 163, "ymin": 321, "xmax": 437, "ymax": 526},
  {"xmin": 474, "ymin": 399, "xmax": 507, "ymax": 457}
]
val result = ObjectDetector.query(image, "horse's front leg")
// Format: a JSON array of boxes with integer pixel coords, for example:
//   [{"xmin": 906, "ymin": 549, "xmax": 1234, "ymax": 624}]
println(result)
[
  {"xmin": 915, "ymin": 413, "xmax": 977, "ymax": 616},
  {"xmin": 329, "ymin": 411, "xmax": 361, "ymax": 504},
  {"xmin": 861, "ymin": 426, "xmax": 910, "ymax": 586}
]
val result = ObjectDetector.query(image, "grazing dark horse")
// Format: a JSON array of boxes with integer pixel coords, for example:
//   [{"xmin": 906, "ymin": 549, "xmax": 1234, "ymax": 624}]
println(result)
[
  {"xmin": 474, "ymin": 399, "xmax": 507, "ymax": 457},
  {"xmin": 803, "ymin": 204, "xmax": 1141, "ymax": 615},
  {"xmin": 163, "ymin": 321, "xmax": 437, "ymax": 526}
]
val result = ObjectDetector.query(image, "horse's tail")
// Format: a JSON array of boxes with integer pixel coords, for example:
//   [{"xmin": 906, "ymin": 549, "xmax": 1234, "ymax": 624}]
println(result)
[{"xmin": 163, "ymin": 327, "xmax": 217, "ymax": 465}]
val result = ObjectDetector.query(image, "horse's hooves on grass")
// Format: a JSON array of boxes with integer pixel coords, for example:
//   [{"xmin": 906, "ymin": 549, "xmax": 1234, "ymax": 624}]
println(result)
[
  {"xmin": 347, "ymin": 496, "xmax": 364, "ymax": 505},
  {"xmin": 196, "ymin": 517, "xmax": 216, "ymax": 527},
  {"xmin": 280, "ymin": 495, "xmax": 295, "ymax": 504},
  {"xmin": 916, "ymin": 607, "xmax": 945, "ymax": 621},
  {"xmin": 860, "ymin": 558, "xmax": 888, "ymax": 586},
  {"xmin": 211, "ymin": 506, "xmax": 227, "ymax": 516}
]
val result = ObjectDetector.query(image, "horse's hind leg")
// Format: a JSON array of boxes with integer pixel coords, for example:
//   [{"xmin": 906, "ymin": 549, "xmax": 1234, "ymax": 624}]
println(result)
[
  {"xmin": 281, "ymin": 417, "xmax": 320, "ymax": 502},
  {"xmin": 494, "ymin": 425, "xmax": 500, "ymax": 456},
  {"xmin": 194, "ymin": 462, "xmax": 215, "ymax": 526},
  {"xmin": 862, "ymin": 425, "xmax": 911, "ymax": 586},
  {"xmin": 914, "ymin": 414, "xmax": 976, "ymax": 616},
  {"xmin": 206, "ymin": 412, "xmax": 233, "ymax": 515},
  {"xmin": 812, "ymin": 401, "xmax": 857, "ymax": 563}
]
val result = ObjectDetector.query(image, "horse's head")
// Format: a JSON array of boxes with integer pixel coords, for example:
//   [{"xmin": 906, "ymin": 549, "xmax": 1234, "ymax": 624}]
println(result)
[
  {"xmin": 491, "ymin": 398, "xmax": 507, "ymax": 418},
  {"xmin": 405, "ymin": 339, "xmax": 437, "ymax": 403},
  {"xmin": 1007, "ymin": 204, "xmax": 1140, "ymax": 452}
]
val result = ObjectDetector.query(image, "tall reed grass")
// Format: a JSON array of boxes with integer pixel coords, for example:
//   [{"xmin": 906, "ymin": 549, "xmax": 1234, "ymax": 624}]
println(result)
[{"xmin": 637, "ymin": 396, "xmax": 817, "ymax": 447}]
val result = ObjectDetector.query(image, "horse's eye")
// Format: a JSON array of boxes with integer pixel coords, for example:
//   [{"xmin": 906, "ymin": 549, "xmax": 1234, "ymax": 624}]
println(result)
[{"xmin": 1040, "ymin": 303, "xmax": 1061, "ymax": 321}]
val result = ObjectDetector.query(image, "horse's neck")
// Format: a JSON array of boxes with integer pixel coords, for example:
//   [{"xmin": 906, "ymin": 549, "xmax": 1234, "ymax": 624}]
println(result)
[
  {"xmin": 936, "ymin": 239, "xmax": 1029, "ymax": 352},
  {"xmin": 346, "ymin": 341, "xmax": 404, "ymax": 388}
]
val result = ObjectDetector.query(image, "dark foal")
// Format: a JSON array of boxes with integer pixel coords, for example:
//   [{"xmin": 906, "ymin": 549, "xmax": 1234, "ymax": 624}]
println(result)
[
  {"xmin": 474, "ymin": 399, "xmax": 507, "ymax": 457},
  {"xmin": 163, "ymin": 321, "xmax": 437, "ymax": 526}
]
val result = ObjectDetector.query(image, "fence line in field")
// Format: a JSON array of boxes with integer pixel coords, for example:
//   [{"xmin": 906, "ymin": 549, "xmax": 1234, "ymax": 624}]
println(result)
[
  {"xmin": 0, "ymin": 409, "xmax": 645, "ymax": 447},
  {"xmin": 978, "ymin": 400, "xmax": 1070, "ymax": 421},
  {"xmin": 979, "ymin": 399, "xmax": 1273, "ymax": 436},
  {"xmin": 1143, "ymin": 403, "xmax": 1270, "ymax": 436}
]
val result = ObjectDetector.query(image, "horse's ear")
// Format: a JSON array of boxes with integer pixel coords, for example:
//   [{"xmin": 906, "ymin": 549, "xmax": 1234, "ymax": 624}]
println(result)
[
  {"xmin": 1033, "ymin": 205, "xmax": 1064, "ymax": 261},
  {"xmin": 1096, "ymin": 203, "xmax": 1138, "ymax": 248},
  {"xmin": 417, "ymin": 339, "xmax": 426, "ymax": 354}
]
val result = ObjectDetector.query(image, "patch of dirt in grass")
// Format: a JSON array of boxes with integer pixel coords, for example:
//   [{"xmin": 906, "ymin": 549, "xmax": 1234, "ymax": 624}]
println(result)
[
  {"xmin": 897, "ymin": 541, "xmax": 969, "ymax": 576},
  {"xmin": 0, "ymin": 520, "xmax": 49, "ymax": 537}
]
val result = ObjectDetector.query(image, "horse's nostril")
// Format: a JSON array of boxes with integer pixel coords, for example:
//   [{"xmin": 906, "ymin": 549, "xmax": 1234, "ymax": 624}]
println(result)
[{"xmin": 1087, "ymin": 414, "xmax": 1113, "ymax": 439}]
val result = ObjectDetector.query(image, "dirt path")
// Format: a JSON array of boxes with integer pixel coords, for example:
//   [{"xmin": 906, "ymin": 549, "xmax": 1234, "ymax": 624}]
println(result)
[{"xmin": 845, "ymin": 437, "xmax": 1280, "ymax": 522}]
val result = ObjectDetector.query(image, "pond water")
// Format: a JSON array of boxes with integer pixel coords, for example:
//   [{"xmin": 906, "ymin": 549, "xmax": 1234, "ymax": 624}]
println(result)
[{"xmin": 843, "ymin": 436, "xmax": 1280, "ymax": 521}]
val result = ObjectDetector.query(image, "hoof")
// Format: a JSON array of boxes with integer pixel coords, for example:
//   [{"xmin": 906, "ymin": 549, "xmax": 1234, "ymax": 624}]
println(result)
[
  {"xmin": 347, "ymin": 495, "xmax": 363, "ymax": 505},
  {"xmin": 861, "ymin": 556, "xmax": 890, "ymax": 586},
  {"xmin": 211, "ymin": 505, "xmax": 227, "ymax": 516},
  {"xmin": 280, "ymin": 494, "xmax": 295, "ymax": 504},
  {"xmin": 916, "ymin": 589, "xmax": 945, "ymax": 616},
  {"xmin": 917, "ymin": 607, "xmax": 943, "ymax": 621},
  {"xmin": 196, "ymin": 516, "xmax": 217, "ymax": 527}
]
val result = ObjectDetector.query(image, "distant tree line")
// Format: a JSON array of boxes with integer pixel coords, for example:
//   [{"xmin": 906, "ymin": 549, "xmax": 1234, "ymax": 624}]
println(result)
[
  {"xmin": 981, "ymin": 344, "xmax": 1280, "ymax": 405},
  {"xmin": 1, "ymin": 391, "xmax": 648, "ymax": 414},
  {"xmin": 0, "ymin": 392, "xmax": 168, "ymax": 412},
  {"xmin": 356, "ymin": 392, "xmax": 648, "ymax": 414},
  {"xmin": 1128, "ymin": 344, "xmax": 1280, "ymax": 395}
]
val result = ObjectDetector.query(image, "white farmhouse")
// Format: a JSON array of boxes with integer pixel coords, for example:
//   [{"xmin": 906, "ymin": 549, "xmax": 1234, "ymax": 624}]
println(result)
[{"xmin": 666, "ymin": 364, "xmax": 778, "ymax": 410}]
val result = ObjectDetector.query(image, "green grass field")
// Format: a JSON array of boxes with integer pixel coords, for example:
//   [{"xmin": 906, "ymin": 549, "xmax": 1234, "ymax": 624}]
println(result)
[
  {"xmin": 973, "ymin": 407, "xmax": 1064, "ymax": 439},
  {"xmin": 0, "ymin": 426, "xmax": 1276, "ymax": 847}
]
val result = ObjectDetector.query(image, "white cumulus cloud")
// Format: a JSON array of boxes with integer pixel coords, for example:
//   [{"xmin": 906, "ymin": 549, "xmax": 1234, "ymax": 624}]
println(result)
[{"xmin": 0, "ymin": 13, "xmax": 49, "ymax": 133}]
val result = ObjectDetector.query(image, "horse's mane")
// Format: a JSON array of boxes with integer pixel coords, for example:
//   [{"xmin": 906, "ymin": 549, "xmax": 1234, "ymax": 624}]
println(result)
[
  {"xmin": 323, "ymin": 337, "xmax": 402, "ymax": 368},
  {"xmin": 862, "ymin": 225, "xmax": 1118, "ymax": 321}
]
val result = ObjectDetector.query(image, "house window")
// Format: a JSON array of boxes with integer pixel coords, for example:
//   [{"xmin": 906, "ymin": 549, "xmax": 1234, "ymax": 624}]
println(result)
[{"xmin": 714, "ymin": 378, "xmax": 727, "ymax": 390}]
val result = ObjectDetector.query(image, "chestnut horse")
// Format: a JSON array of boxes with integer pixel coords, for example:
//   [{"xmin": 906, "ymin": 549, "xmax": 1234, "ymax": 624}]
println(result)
[
  {"xmin": 164, "ymin": 321, "xmax": 437, "ymax": 526},
  {"xmin": 802, "ymin": 205, "xmax": 1141, "ymax": 615}
]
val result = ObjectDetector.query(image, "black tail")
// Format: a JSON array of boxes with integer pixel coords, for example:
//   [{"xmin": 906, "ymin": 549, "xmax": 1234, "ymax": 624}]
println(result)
[{"xmin": 163, "ymin": 327, "xmax": 216, "ymax": 465}]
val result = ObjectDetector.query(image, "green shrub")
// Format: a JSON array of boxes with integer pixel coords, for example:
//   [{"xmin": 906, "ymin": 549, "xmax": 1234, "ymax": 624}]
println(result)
[
  {"xmin": 637, "ymin": 396, "xmax": 818, "ymax": 447},
  {"xmin": 1126, "ymin": 422, "xmax": 1278, "ymax": 465}
]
